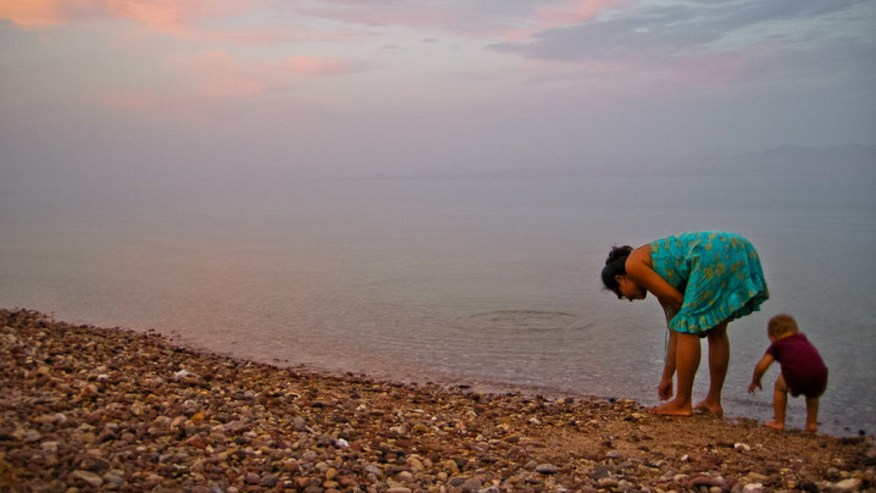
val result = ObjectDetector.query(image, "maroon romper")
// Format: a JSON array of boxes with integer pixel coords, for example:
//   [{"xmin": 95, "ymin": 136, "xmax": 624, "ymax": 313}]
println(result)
[{"xmin": 767, "ymin": 333, "xmax": 828, "ymax": 398}]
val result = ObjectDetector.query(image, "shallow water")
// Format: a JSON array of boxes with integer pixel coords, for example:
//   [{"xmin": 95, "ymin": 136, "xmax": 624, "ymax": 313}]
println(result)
[{"xmin": 1, "ymin": 165, "xmax": 875, "ymax": 436}]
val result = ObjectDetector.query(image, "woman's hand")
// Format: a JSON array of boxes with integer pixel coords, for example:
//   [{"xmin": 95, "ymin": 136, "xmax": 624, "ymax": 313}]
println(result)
[
  {"xmin": 658, "ymin": 377, "xmax": 674, "ymax": 400},
  {"xmin": 662, "ymin": 303, "xmax": 677, "ymax": 325}
]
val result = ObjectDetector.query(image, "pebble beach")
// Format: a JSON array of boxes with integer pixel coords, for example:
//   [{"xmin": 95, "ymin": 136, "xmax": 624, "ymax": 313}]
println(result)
[{"xmin": 1, "ymin": 308, "xmax": 873, "ymax": 492}]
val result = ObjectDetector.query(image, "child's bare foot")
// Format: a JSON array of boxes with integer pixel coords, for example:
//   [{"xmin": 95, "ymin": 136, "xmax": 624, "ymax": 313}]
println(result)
[
  {"xmin": 694, "ymin": 400, "xmax": 723, "ymax": 416},
  {"xmin": 648, "ymin": 401, "xmax": 693, "ymax": 416},
  {"xmin": 805, "ymin": 423, "xmax": 818, "ymax": 433},
  {"xmin": 763, "ymin": 421, "xmax": 785, "ymax": 430}
]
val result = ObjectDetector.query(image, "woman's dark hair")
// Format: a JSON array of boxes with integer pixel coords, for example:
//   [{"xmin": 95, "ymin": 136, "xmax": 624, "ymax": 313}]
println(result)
[{"xmin": 601, "ymin": 245, "xmax": 633, "ymax": 296}]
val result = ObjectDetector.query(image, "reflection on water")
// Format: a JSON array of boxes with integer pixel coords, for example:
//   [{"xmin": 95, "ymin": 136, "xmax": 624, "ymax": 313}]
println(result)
[{"xmin": 1, "ymin": 169, "xmax": 875, "ymax": 436}]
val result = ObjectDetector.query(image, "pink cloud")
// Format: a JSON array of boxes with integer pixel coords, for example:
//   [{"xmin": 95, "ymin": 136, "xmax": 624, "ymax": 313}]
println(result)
[
  {"xmin": 295, "ymin": 1, "xmax": 625, "ymax": 42},
  {"xmin": 479, "ymin": 0, "xmax": 627, "ymax": 41},
  {"xmin": 0, "ymin": 0, "xmax": 287, "ymax": 42},
  {"xmin": 95, "ymin": 50, "xmax": 368, "ymax": 112},
  {"xmin": 0, "ymin": 0, "xmax": 88, "ymax": 28},
  {"xmin": 2, "ymin": 1, "xmax": 627, "ymax": 47},
  {"xmin": 296, "ymin": 2, "xmax": 455, "ymax": 31},
  {"xmin": 535, "ymin": 0, "xmax": 626, "ymax": 26}
]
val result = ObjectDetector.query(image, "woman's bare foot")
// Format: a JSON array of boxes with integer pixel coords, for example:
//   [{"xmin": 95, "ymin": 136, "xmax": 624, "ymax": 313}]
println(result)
[
  {"xmin": 648, "ymin": 401, "xmax": 693, "ymax": 416},
  {"xmin": 694, "ymin": 400, "xmax": 723, "ymax": 416},
  {"xmin": 764, "ymin": 421, "xmax": 785, "ymax": 430},
  {"xmin": 805, "ymin": 423, "xmax": 818, "ymax": 433}
]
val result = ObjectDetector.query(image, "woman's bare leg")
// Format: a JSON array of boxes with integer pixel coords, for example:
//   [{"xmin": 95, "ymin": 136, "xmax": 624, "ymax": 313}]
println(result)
[
  {"xmin": 650, "ymin": 332, "xmax": 700, "ymax": 416},
  {"xmin": 695, "ymin": 321, "xmax": 729, "ymax": 415}
]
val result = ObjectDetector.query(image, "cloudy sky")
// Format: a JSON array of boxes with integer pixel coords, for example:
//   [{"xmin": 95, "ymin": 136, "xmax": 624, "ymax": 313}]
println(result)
[{"xmin": 1, "ymin": 0, "xmax": 874, "ymax": 181}]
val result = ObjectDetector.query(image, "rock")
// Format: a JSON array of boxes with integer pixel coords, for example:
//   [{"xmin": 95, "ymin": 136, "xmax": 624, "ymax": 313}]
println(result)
[
  {"xmin": 448, "ymin": 476, "xmax": 468, "ymax": 487},
  {"xmin": 172, "ymin": 369, "xmax": 199, "ymax": 381},
  {"xmin": 690, "ymin": 474, "xmax": 726, "ymax": 488},
  {"xmin": 745, "ymin": 472, "xmax": 770, "ymax": 483},
  {"xmin": 40, "ymin": 441, "xmax": 60, "ymax": 453},
  {"xmin": 742, "ymin": 483, "xmax": 763, "ymax": 493},
  {"xmin": 260, "ymin": 474, "xmax": 278, "ymax": 487},
  {"xmin": 598, "ymin": 477, "xmax": 619, "ymax": 488},
  {"xmin": 830, "ymin": 478, "xmax": 862, "ymax": 492},
  {"xmin": 23, "ymin": 430, "xmax": 43, "ymax": 443},
  {"xmin": 102, "ymin": 472, "xmax": 125, "ymax": 487},
  {"xmin": 536, "ymin": 463, "xmax": 559, "ymax": 474},
  {"xmin": 407, "ymin": 456, "xmax": 424, "ymax": 470},
  {"xmin": 71, "ymin": 470, "xmax": 103, "ymax": 487},
  {"xmin": 460, "ymin": 477, "xmax": 483, "ymax": 491}
]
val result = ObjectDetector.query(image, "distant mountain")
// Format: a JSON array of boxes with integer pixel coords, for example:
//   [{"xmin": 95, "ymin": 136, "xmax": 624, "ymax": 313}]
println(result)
[
  {"xmin": 347, "ymin": 144, "xmax": 875, "ymax": 181},
  {"xmin": 592, "ymin": 144, "xmax": 876, "ymax": 178},
  {"xmin": 684, "ymin": 144, "xmax": 876, "ymax": 177}
]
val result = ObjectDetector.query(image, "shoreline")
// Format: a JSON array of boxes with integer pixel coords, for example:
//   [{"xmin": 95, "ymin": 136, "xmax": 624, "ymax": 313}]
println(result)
[{"xmin": 1, "ymin": 308, "xmax": 873, "ymax": 492}]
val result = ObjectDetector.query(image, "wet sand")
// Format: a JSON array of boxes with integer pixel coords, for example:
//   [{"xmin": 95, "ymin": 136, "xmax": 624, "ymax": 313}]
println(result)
[{"xmin": 1, "ymin": 308, "xmax": 873, "ymax": 492}]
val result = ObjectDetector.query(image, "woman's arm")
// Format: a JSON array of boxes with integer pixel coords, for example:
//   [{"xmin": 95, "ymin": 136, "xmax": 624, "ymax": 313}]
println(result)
[
  {"xmin": 658, "ymin": 329, "xmax": 677, "ymax": 400},
  {"xmin": 625, "ymin": 246, "xmax": 684, "ymax": 311}
]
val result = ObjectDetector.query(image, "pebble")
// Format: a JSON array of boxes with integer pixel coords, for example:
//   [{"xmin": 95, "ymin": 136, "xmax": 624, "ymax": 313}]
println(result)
[
  {"xmin": 830, "ymin": 478, "xmax": 863, "ymax": 492},
  {"xmin": 71, "ymin": 470, "xmax": 103, "ymax": 487}
]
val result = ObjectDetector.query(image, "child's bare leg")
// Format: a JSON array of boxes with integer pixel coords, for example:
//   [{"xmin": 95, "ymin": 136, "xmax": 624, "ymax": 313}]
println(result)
[
  {"xmin": 765, "ymin": 374, "xmax": 788, "ymax": 430},
  {"xmin": 651, "ymin": 332, "xmax": 699, "ymax": 416},
  {"xmin": 804, "ymin": 396, "xmax": 819, "ymax": 433},
  {"xmin": 695, "ymin": 321, "xmax": 729, "ymax": 415}
]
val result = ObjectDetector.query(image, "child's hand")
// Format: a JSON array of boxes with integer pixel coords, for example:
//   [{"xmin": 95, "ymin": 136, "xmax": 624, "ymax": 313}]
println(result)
[{"xmin": 748, "ymin": 381, "xmax": 761, "ymax": 394}]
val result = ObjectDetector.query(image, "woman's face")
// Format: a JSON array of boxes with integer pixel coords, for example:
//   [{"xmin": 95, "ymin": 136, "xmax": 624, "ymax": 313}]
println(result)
[{"xmin": 616, "ymin": 275, "xmax": 648, "ymax": 301}]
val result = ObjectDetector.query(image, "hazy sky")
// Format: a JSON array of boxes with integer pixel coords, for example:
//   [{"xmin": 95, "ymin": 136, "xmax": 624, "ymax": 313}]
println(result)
[{"xmin": 2, "ymin": 0, "xmax": 874, "ymax": 181}]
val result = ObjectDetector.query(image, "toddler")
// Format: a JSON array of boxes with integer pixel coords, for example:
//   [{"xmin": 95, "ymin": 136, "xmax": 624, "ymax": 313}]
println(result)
[{"xmin": 748, "ymin": 314, "xmax": 828, "ymax": 432}]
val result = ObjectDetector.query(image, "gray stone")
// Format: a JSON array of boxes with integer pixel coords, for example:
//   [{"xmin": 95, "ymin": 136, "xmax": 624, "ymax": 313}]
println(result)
[{"xmin": 260, "ymin": 475, "xmax": 278, "ymax": 487}]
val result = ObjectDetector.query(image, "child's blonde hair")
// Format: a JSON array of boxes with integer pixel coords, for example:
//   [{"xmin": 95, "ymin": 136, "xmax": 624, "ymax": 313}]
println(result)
[{"xmin": 768, "ymin": 313, "xmax": 799, "ymax": 338}]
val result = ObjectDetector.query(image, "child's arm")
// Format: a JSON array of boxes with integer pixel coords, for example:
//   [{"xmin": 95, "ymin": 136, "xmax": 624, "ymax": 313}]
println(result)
[{"xmin": 748, "ymin": 353, "xmax": 775, "ymax": 393}]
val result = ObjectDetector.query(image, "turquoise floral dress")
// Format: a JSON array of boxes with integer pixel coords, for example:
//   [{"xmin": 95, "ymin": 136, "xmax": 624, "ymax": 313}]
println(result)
[{"xmin": 650, "ymin": 232, "xmax": 769, "ymax": 335}]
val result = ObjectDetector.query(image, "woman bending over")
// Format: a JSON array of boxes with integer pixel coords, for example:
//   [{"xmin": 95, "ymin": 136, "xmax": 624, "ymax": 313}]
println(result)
[{"xmin": 601, "ymin": 231, "xmax": 769, "ymax": 416}]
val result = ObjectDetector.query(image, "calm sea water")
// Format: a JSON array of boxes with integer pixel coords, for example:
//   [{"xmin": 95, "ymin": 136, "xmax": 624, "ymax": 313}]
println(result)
[{"xmin": 2, "ymin": 164, "xmax": 875, "ymax": 436}]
